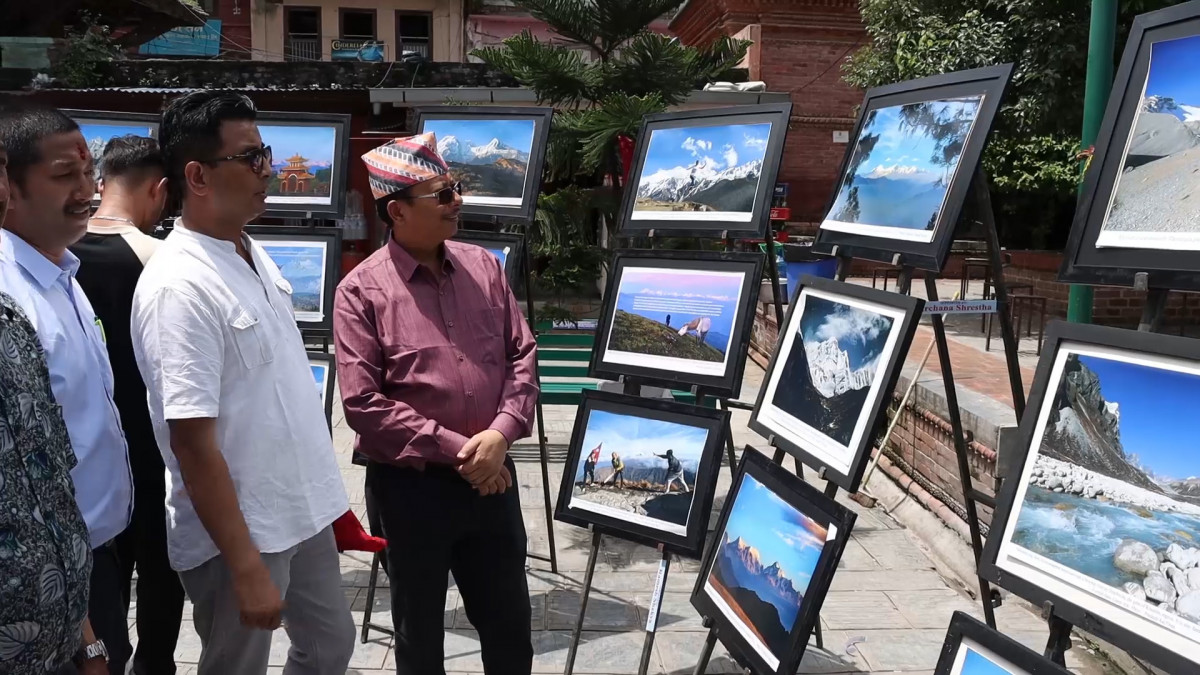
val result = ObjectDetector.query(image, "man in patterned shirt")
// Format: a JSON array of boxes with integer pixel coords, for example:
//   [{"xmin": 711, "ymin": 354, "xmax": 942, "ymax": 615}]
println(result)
[{"xmin": 0, "ymin": 139, "xmax": 101, "ymax": 674}]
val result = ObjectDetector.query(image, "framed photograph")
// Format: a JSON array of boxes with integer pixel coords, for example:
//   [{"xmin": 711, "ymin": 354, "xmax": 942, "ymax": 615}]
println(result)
[
  {"xmin": 812, "ymin": 64, "xmax": 1014, "ymax": 272},
  {"xmin": 415, "ymin": 106, "xmax": 553, "ymax": 222},
  {"xmin": 691, "ymin": 447, "xmax": 856, "ymax": 675},
  {"xmin": 307, "ymin": 351, "xmax": 336, "ymax": 433},
  {"xmin": 589, "ymin": 249, "xmax": 764, "ymax": 399},
  {"xmin": 1060, "ymin": 3, "xmax": 1200, "ymax": 290},
  {"xmin": 980, "ymin": 321, "xmax": 1200, "ymax": 674},
  {"xmin": 934, "ymin": 611, "xmax": 1072, "ymax": 675},
  {"xmin": 615, "ymin": 103, "xmax": 792, "ymax": 239},
  {"xmin": 63, "ymin": 109, "xmax": 160, "ymax": 203},
  {"xmin": 246, "ymin": 226, "xmax": 342, "ymax": 332},
  {"xmin": 553, "ymin": 388, "xmax": 729, "ymax": 558},
  {"xmin": 254, "ymin": 111, "xmax": 352, "ymax": 220},
  {"xmin": 451, "ymin": 228, "xmax": 524, "ymax": 289},
  {"xmin": 749, "ymin": 276, "xmax": 924, "ymax": 492}
]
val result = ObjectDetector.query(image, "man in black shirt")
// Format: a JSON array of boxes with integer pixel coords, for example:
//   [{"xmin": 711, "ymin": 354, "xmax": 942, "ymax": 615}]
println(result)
[{"xmin": 70, "ymin": 135, "xmax": 183, "ymax": 675}]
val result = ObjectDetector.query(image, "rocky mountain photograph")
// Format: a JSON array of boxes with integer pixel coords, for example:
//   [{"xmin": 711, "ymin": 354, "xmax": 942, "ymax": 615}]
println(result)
[
  {"xmin": 823, "ymin": 97, "xmax": 981, "ymax": 236},
  {"xmin": 1011, "ymin": 351, "xmax": 1200, "ymax": 625},
  {"xmin": 768, "ymin": 293, "xmax": 894, "ymax": 448},
  {"xmin": 424, "ymin": 118, "xmax": 535, "ymax": 204},
  {"xmin": 705, "ymin": 473, "xmax": 827, "ymax": 667},
  {"xmin": 1100, "ymin": 33, "xmax": 1200, "ymax": 244},
  {"xmin": 632, "ymin": 122, "xmax": 771, "ymax": 217},
  {"xmin": 568, "ymin": 408, "xmax": 710, "ymax": 535}
]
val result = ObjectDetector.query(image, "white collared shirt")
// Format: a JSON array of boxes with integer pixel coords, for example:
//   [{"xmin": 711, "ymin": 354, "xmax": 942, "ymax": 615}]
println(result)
[
  {"xmin": 0, "ymin": 230, "xmax": 134, "ymax": 549},
  {"xmin": 130, "ymin": 219, "xmax": 348, "ymax": 571}
]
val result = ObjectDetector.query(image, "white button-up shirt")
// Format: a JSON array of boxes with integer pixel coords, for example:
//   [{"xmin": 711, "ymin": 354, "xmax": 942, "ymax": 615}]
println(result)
[
  {"xmin": 130, "ymin": 220, "xmax": 349, "ymax": 572},
  {"xmin": 0, "ymin": 230, "xmax": 134, "ymax": 549}
]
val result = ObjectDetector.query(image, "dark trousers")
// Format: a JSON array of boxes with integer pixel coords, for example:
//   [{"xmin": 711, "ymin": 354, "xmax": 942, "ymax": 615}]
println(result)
[
  {"xmin": 368, "ymin": 456, "xmax": 533, "ymax": 675},
  {"xmin": 115, "ymin": 442, "xmax": 185, "ymax": 675},
  {"xmin": 88, "ymin": 542, "xmax": 133, "ymax": 675}
]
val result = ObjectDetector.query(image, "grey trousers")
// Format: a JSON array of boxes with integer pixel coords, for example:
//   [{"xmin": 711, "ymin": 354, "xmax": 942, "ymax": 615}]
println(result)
[{"xmin": 178, "ymin": 525, "xmax": 355, "ymax": 675}]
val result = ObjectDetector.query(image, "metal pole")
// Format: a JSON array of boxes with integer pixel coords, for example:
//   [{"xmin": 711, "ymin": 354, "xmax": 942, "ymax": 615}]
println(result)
[
  {"xmin": 1066, "ymin": 0, "xmax": 1117, "ymax": 324},
  {"xmin": 564, "ymin": 529, "xmax": 602, "ymax": 675}
]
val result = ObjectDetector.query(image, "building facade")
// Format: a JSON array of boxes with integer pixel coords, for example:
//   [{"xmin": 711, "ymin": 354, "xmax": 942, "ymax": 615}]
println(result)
[{"xmin": 671, "ymin": 0, "xmax": 866, "ymax": 229}]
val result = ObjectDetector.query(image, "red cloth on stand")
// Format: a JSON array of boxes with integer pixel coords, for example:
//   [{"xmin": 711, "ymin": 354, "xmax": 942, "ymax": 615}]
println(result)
[{"xmin": 331, "ymin": 509, "xmax": 386, "ymax": 553}]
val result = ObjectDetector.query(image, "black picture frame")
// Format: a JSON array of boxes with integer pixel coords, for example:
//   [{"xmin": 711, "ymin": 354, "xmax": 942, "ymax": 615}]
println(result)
[
  {"xmin": 553, "ymin": 389, "xmax": 729, "ymax": 559},
  {"xmin": 307, "ymin": 351, "xmax": 336, "ymax": 433},
  {"xmin": 979, "ymin": 320, "xmax": 1200, "ymax": 674},
  {"xmin": 415, "ymin": 105, "xmax": 553, "ymax": 223},
  {"xmin": 589, "ymin": 249, "xmax": 764, "ymax": 399},
  {"xmin": 615, "ymin": 103, "xmax": 792, "ymax": 239},
  {"xmin": 63, "ymin": 109, "xmax": 161, "ymax": 204},
  {"xmin": 451, "ymin": 228, "xmax": 524, "ymax": 290},
  {"xmin": 811, "ymin": 64, "xmax": 1014, "ymax": 272},
  {"xmin": 254, "ymin": 110, "xmax": 352, "ymax": 220},
  {"xmin": 246, "ymin": 226, "xmax": 343, "ymax": 333},
  {"xmin": 748, "ymin": 275, "xmax": 924, "ymax": 493},
  {"xmin": 691, "ymin": 446, "xmax": 856, "ymax": 675},
  {"xmin": 1059, "ymin": 2, "xmax": 1200, "ymax": 291},
  {"xmin": 934, "ymin": 611, "xmax": 1072, "ymax": 675}
]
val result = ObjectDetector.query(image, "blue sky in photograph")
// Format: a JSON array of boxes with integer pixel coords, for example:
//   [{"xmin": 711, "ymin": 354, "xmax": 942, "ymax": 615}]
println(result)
[
  {"xmin": 798, "ymin": 294, "xmax": 893, "ymax": 372},
  {"xmin": 261, "ymin": 244, "xmax": 324, "ymax": 294},
  {"xmin": 1145, "ymin": 33, "xmax": 1200, "ymax": 119},
  {"xmin": 959, "ymin": 648, "xmax": 1012, "ymax": 675},
  {"xmin": 424, "ymin": 118, "xmax": 535, "ymax": 152},
  {"xmin": 1076, "ymin": 353, "xmax": 1200, "ymax": 481},
  {"xmin": 79, "ymin": 123, "xmax": 155, "ymax": 140},
  {"xmin": 641, "ymin": 122, "xmax": 771, "ymax": 175},
  {"xmin": 259, "ymin": 125, "xmax": 336, "ymax": 166},
  {"xmin": 310, "ymin": 363, "xmax": 327, "ymax": 392},
  {"xmin": 848, "ymin": 99, "xmax": 980, "ymax": 185},
  {"xmin": 575, "ymin": 409, "xmax": 708, "ymax": 477},
  {"xmin": 614, "ymin": 268, "xmax": 743, "ymax": 339},
  {"xmin": 722, "ymin": 473, "xmax": 826, "ymax": 590},
  {"xmin": 484, "ymin": 246, "xmax": 509, "ymax": 268}
]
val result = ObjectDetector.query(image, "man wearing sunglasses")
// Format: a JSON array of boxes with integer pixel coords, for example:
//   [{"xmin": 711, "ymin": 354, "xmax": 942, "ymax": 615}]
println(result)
[
  {"xmin": 333, "ymin": 132, "xmax": 538, "ymax": 674},
  {"xmin": 128, "ymin": 91, "xmax": 354, "ymax": 675}
]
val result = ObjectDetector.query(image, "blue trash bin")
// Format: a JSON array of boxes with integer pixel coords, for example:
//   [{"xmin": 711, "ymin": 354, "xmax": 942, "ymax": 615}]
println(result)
[{"xmin": 781, "ymin": 244, "xmax": 837, "ymax": 302}]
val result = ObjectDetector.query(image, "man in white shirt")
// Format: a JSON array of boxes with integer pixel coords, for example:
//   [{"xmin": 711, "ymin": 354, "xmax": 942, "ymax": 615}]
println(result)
[
  {"xmin": 0, "ymin": 97, "xmax": 134, "ymax": 675},
  {"xmin": 129, "ymin": 91, "xmax": 354, "ymax": 675}
]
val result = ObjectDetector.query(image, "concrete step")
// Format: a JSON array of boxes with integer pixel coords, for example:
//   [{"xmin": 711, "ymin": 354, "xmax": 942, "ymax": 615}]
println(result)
[{"xmin": 537, "ymin": 347, "xmax": 592, "ymax": 362}]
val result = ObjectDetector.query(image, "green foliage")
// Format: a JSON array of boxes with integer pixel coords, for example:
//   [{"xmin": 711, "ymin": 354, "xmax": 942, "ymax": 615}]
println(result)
[
  {"xmin": 609, "ymin": 310, "xmax": 725, "ymax": 362},
  {"xmin": 476, "ymin": 0, "xmax": 750, "ymax": 317},
  {"xmin": 843, "ymin": 0, "xmax": 1182, "ymax": 249},
  {"xmin": 50, "ymin": 14, "xmax": 122, "ymax": 89}
]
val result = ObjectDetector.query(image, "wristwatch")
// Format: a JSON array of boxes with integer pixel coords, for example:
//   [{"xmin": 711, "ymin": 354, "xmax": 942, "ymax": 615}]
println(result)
[{"xmin": 77, "ymin": 639, "xmax": 108, "ymax": 663}]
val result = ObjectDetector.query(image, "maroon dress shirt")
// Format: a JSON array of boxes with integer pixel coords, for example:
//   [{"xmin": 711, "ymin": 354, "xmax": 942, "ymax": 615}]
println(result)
[{"xmin": 332, "ymin": 237, "xmax": 538, "ymax": 468}]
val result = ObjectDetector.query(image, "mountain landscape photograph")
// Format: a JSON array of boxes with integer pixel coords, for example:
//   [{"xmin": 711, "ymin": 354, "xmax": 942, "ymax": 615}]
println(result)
[
  {"xmin": 605, "ymin": 267, "xmax": 744, "ymax": 373},
  {"xmin": 261, "ymin": 242, "xmax": 327, "ymax": 319},
  {"xmin": 1099, "ymin": 33, "xmax": 1200, "ymax": 247},
  {"xmin": 1010, "ymin": 350, "xmax": 1200, "ymax": 627},
  {"xmin": 568, "ymin": 408, "xmax": 710, "ymax": 535},
  {"xmin": 425, "ymin": 118, "xmax": 535, "ymax": 206},
  {"xmin": 822, "ymin": 96, "xmax": 982, "ymax": 239},
  {"xmin": 632, "ymin": 122, "xmax": 771, "ymax": 219},
  {"xmin": 260, "ymin": 124, "xmax": 337, "ymax": 202},
  {"xmin": 769, "ymin": 293, "xmax": 895, "ymax": 449},
  {"xmin": 706, "ymin": 473, "xmax": 828, "ymax": 668}
]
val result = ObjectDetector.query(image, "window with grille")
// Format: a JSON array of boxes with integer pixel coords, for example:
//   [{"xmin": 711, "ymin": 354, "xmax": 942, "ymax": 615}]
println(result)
[{"xmin": 396, "ymin": 12, "xmax": 432, "ymax": 59}]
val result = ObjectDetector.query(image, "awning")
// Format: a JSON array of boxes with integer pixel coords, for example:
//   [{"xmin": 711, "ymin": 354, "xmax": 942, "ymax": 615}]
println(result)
[{"xmin": 367, "ymin": 87, "xmax": 791, "ymax": 109}]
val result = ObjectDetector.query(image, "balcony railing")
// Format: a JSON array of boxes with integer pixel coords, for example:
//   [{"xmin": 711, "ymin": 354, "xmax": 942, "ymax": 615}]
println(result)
[{"xmin": 284, "ymin": 34, "xmax": 320, "ymax": 62}]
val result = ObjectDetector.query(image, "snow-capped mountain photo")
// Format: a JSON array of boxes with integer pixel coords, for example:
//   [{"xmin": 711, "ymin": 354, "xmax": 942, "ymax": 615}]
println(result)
[
  {"xmin": 769, "ymin": 292, "xmax": 895, "ymax": 448},
  {"xmin": 632, "ymin": 122, "xmax": 772, "ymax": 217},
  {"xmin": 424, "ymin": 118, "xmax": 536, "ymax": 206},
  {"xmin": 1099, "ymin": 33, "xmax": 1200, "ymax": 247}
]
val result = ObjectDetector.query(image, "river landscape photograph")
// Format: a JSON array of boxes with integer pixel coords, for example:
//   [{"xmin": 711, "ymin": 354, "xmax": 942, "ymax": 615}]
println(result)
[
  {"xmin": 1005, "ymin": 348, "xmax": 1200, "ymax": 637},
  {"xmin": 567, "ymin": 408, "xmax": 709, "ymax": 536},
  {"xmin": 1097, "ymin": 32, "xmax": 1200, "ymax": 249},
  {"xmin": 821, "ymin": 96, "xmax": 982, "ymax": 243}
]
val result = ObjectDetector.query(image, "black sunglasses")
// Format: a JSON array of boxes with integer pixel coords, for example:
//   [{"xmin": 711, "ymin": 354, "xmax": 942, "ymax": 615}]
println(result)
[
  {"xmin": 409, "ymin": 181, "xmax": 462, "ymax": 205},
  {"xmin": 203, "ymin": 145, "xmax": 273, "ymax": 174}
]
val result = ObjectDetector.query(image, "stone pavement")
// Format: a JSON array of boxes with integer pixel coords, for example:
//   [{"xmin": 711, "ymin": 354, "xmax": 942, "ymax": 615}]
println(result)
[{"xmin": 133, "ymin": 338, "xmax": 1120, "ymax": 675}]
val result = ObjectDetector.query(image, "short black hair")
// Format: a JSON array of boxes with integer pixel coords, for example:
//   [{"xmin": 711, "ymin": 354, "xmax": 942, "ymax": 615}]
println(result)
[
  {"xmin": 99, "ymin": 135, "xmax": 163, "ymax": 184},
  {"xmin": 159, "ymin": 91, "xmax": 257, "ymax": 201},
  {"xmin": 0, "ymin": 96, "xmax": 80, "ymax": 190},
  {"xmin": 375, "ymin": 189, "xmax": 412, "ymax": 227}
]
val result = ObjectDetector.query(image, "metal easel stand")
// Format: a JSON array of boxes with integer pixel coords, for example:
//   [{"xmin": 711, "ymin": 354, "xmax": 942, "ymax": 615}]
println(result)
[
  {"xmin": 691, "ymin": 617, "xmax": 755, "ymax": 675},
  {"xmin": 1038, "ymin": 273, "xmax": 1166, "ymax": 667}
]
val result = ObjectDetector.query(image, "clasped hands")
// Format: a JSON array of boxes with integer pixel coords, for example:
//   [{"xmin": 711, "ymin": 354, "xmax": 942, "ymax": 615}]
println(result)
[{"xmin": 456, "ymin": 429, "xmax": 512, "ymax": 496}]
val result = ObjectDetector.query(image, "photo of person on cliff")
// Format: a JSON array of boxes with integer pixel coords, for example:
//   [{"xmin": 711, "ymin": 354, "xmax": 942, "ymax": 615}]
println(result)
[
  {"xmin": 996, "ymin": 345, "xmax": 1200, "ymax": 658},
  {"xmin": 754, "ymin": 287, "xmax": 905, "ymax": 477},
  {"xmin": 568, "ymin": 409, "xmax": 709, "ymax": 537},
  {"xmin": 603, "ymin": 266, "xmax": 746, "ymax": 377}
]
